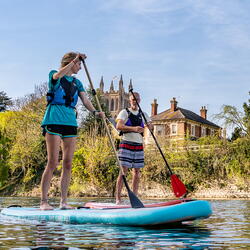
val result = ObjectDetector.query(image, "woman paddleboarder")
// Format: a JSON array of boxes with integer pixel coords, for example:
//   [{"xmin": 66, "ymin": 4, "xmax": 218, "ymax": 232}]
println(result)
[{"xmin": 40, "ymin": 52, "xmax": 103, "ymax": 210}]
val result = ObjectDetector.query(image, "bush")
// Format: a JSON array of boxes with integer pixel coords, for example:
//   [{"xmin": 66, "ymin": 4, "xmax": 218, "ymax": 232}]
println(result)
[
  {"xmin": 71, "ymin": 131, "xmax": 118, "ymax": 196},
  {"xmin": 142, "ymin": 136, "xmax": 250, "ymax": 192}
]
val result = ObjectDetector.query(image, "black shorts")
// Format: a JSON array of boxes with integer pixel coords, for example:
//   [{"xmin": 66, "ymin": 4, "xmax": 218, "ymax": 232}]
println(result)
[{"xmin": 42, "ymin": 125, "xmax": 78, "ymax": 138}]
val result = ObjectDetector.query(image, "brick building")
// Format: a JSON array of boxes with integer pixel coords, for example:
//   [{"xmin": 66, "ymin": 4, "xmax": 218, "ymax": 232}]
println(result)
[{"xmin": 144, "ymin": 97, "xmax": 221, "ymax": 144}]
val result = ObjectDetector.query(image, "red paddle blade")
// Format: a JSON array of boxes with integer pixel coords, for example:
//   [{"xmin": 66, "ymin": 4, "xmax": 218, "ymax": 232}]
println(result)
[{"xmin": 170, "ymin": 174, "xmax": 187, "ymax": 198}]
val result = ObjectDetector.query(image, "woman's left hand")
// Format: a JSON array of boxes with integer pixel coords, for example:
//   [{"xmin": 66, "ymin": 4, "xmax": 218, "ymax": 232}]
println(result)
[
  {"xmin": 92, "ymin": 110, "xmax": 105, "ymax": 118},
  {"xmin": 97, "ymin": 111, "xmax": 105, "ymax": 119}
]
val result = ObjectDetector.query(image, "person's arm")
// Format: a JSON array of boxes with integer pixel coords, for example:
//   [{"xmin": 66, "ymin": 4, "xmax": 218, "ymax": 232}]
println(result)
[
  {"xmin": 116, "ymin": 119, "xmax": 144, "ymax": 133},
  {"xmin": 142, "ymin": 112, "xmax": 154, "ymax": 131},
  {"xmin": 53, "ymin": 57, "xmax": 78, "ymax": 80},
  {"xmin": 52, "ymin": 53, "xmax": 87, "ymax": 80},
  {"xmin": 79, "ymin": 91, "xmax": 104, "ymax": 118},
  {"xmin": 145, "ymin": 122, "xmax": 154, "ymax": 131}
]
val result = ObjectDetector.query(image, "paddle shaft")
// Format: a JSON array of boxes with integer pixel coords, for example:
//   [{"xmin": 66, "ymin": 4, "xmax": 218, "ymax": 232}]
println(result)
[
  {"xmin": 81, "ymin": 60, "xmax": 123, "ymax": 173},
  {"xmin": 129, "ymin": 89, "xmax": 173, "ymax": 175}
]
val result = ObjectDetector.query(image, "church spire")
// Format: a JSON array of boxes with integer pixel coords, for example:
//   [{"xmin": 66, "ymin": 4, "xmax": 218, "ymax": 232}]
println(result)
[
  {"xmin": 119, "ymin": 74, "xmax": 124, "ymax": 92},
  {"xmin": 99, "ymin": 76, "xmax": 104, "ymax": 93},
  {"xmin": 110, "ymin": 80, "xmax": 114, "ymax": 92}
]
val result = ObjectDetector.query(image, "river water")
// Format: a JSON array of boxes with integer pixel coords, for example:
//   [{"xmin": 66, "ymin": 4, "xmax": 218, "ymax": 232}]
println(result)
[{"xmin": 0, "ymin": 197, "xmax": 249, "ymax": 249}]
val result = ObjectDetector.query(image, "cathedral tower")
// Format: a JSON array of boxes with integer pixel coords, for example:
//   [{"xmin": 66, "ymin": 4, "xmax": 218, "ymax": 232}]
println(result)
[{"xmin": 98, "ymin": 75, "xmax": 133, "ymax": 118}]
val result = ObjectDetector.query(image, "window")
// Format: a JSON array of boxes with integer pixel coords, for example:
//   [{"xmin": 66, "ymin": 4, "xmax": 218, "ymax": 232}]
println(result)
[
  {"xmin": 191, "ymin": 125, "xmax": 195, "ymax": 136},
  {"xmin": 111, "ymin": 99, "xmax": 114, "ymax": 111},
  {"xmin": 155, "ymin": 125, "xmax": 164, "ymax": 136},
  {"xmin": 171, "ymin": 124, "xmax": 177, "ymax": 135},
  {"xmin": 201, "ymin": 127, "xmax": 206, "ymax": 136},
  {"xmin": 211, "ymin": 129, "xmax": 214, "ymax": 135}
]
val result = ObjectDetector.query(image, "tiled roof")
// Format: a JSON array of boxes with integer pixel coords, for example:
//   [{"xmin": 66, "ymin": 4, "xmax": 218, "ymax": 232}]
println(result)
[{"xmin": 151, "ymin": 107, "xmax": 220, "ymax": 128}]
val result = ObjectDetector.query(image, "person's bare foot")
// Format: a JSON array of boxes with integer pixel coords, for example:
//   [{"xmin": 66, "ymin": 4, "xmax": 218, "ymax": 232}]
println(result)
[
  {"xmin": 40, "ymin": 201, "xmax": 54, "ymax": 210},
  {"xmin": 59, "ymin": 203, "xmax": 75, "ymax": 210}
]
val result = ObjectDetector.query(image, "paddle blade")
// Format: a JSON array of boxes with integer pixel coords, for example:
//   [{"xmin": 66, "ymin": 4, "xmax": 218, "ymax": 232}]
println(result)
[
  {"xmin": 170, "ymin": 174, "xmax": 187, "ymax": 198},
  {"xmin": 122, "ymin": 175, "xmax": 144, "ymax": 208},
  {"xmin": 128, "ymin": 190, "xmax": 145, "ymax": 208}
]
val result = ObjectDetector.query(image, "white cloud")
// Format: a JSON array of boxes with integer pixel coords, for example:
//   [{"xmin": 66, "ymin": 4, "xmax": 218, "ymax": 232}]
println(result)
[
  {"xmin": 189, "ymin": 0, "xmax": 250, "ymax": 49},
  {"xmin": 100, "ymin": 0, "xmax": 188, "ymax": 14}
]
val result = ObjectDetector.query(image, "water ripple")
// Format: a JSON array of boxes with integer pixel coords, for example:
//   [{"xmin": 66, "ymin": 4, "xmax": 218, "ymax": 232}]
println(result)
[{"xmin": 0, "ymin": 198, "xmax": 249, "ymax": 249}]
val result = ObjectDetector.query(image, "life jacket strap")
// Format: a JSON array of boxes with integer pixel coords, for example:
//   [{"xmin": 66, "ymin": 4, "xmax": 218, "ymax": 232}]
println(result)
[{"xmin": 46, "ymin": 92, "xmax": 55, "ymax": 106}]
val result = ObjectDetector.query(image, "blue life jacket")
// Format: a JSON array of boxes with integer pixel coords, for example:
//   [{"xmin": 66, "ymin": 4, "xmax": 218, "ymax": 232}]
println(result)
[
  {"xmin": 46, "ymin": 77, "xmax": 78, "ymax": 108},
  {"xmin": 120, "ymin": 108, "xmax": 144, "ymax": 136}
]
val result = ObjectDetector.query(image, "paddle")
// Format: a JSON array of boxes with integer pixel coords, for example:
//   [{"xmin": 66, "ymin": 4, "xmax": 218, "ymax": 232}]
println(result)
[
  {"xmin": 129, "ymin": 89, "xmax": 187, "ymax": 198},
  {"xmin": 81, "ymin": 59, "xmax": 144, "ymax": 208}
]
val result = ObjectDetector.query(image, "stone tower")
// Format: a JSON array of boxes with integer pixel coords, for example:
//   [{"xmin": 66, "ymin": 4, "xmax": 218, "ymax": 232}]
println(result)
[{"xmin": 98, "ymin": 75, "xmax": 133, "ymax": 118}]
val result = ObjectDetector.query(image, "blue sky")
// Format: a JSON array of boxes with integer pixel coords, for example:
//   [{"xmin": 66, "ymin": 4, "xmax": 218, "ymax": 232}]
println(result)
[{"xmin": 0, "ymin": 0, "xmax": 249, "ymax": 132}]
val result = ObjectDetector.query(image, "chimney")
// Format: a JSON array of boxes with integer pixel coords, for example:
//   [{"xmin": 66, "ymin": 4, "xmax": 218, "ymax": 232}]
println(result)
[
  {"xmin": 170, "ymin": 97, "xmax": 177, "ymax": 112},
  {"xmin": 200, "ymin": 106, "xmax": 207, "ymax": 119},
  {"xmin": 151, "ymin": 99, "xmax": 158, "ymax": 116}
]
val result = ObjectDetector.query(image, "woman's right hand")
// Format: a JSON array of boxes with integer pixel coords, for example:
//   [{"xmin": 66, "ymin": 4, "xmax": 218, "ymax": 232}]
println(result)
[
  {"xmin": 72, "ymin": 53, "xmax": 87, "ymax": 64},
  {"xmin": 79, "ymin": 53, "xmax": 87, "ymax": 61}
]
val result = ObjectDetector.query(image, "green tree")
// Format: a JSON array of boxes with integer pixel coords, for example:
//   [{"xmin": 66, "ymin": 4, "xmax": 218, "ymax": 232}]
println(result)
[
  {"xmin": 231, "ymin": 127, "xmax": 244, "ymax": 141},
  {"xmin": 0, "ymin": 129, "xmax": 11, "ymax": 188},
  {"xmin": 0, "ymin": 83, "xmax": 47, "ymax": 194},
  {"xmin": 79, "ymin": 87, "xmax": 111, "ymax": 135},
  {"xmin": 215, "ymin": 92, "xmax": 250, "ymax": 139},
  {"xmin": 242, "ymin": 91, "xmax": 250, "ymax": 136},
  {"xmin": 0, "ymin": 91, "xmax": 12, "ymax": 112}
]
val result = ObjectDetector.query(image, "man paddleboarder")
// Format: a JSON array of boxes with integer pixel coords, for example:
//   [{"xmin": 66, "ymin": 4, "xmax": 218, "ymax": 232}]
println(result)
[{"xmin": 115, "ymin": 92, "xmax": 153, "ymax": 204}]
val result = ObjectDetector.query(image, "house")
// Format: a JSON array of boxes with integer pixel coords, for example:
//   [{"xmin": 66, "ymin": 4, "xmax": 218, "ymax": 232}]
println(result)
[{"xmin": 144, "ymin": 97, "xmax": 222, "ymax": 144}]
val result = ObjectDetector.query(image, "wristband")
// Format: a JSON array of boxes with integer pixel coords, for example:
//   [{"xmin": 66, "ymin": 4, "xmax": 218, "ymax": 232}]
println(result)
[{"xmin": 92, "ymin": 110, "xmax": 99, "ymax": 116}]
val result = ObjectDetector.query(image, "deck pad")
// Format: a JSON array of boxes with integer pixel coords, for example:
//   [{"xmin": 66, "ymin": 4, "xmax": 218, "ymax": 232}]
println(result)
[{"xmin": 84, "ymin": 199, "xmax": 192, "ymax": 209}]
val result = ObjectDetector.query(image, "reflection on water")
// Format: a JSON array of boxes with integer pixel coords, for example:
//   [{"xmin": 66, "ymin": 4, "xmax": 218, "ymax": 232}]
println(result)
[
  {"xmin": 0, "ymin": 197, "xmax": 249, "ymax": 249},
  {"xmin": 0, "ymin": 217, "xmax": 211, "ymax": 249}
]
